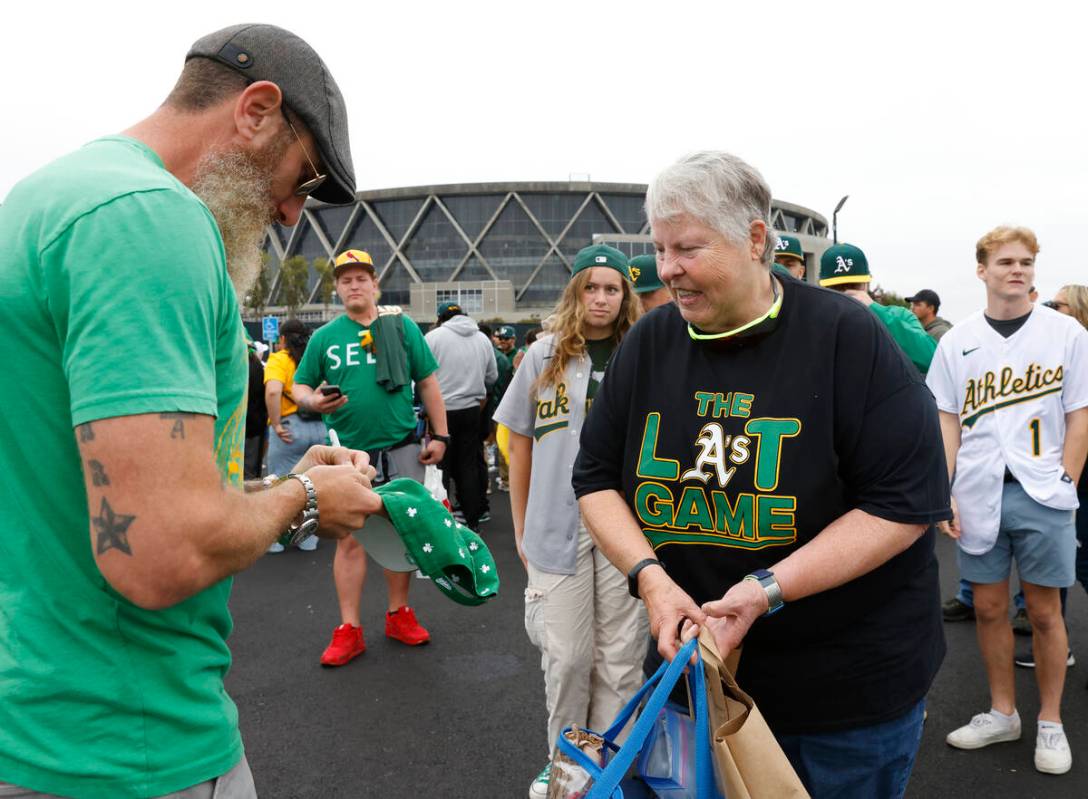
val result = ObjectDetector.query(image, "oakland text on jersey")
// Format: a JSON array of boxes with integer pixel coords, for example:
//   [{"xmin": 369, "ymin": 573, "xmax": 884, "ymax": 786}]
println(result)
[
  {"xmin": 633, "ymin": 391, "xmax": 801, "ymax": 551},
  {"xmin": 960, "ymin": 362, "xmax": 1064, "ymax": 427},
  {"xmin": 534, "ymin": 381, "xmax": 571, "ymax": 440}
]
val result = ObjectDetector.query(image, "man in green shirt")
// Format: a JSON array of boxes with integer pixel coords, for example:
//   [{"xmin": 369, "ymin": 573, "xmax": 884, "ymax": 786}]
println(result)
[
  {"xmin": 294, "ymin": 250, "xmax": 449, "ymax": 666},
  {"xmin": 0, "ymin": 25, "xmax": 382, "ymax": 799},
  {"xmin": 819, "ymin": 243, "xmax": 937, "ymax": 374}
]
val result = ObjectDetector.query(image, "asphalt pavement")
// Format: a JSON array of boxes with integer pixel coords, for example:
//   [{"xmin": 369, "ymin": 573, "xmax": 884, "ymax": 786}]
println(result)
[{"xmin": 227, "ymin": 488, "xmax": 1087, "ymax": 798}]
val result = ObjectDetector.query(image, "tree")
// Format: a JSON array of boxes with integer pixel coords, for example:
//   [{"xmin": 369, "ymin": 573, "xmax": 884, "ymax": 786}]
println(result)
[
  {"xmin": 246, "ymin": 252, "xmax": 272, "ymax": 318},
  {"xmin": 279, "ymin": 255, "xmax": 311, "ymax": 318},
  {"xmin": 873, "ymin": 285, "xmax": 909, "ymax": 308},
  {"xmin": 313, "ymin": 257, "xmax": 335, "ymax": 312}
]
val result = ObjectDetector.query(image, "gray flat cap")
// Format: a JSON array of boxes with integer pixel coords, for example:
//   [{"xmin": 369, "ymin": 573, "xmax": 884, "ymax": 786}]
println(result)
[{"xmin": 187, "ymin": 23, "xmax": 356, "ymax": 205}]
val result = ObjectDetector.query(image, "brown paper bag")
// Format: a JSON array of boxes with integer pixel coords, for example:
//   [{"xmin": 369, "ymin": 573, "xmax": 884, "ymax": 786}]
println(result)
[{"xmin": 698, "ymin": 629, "xmax": 810, "ymax": 799}]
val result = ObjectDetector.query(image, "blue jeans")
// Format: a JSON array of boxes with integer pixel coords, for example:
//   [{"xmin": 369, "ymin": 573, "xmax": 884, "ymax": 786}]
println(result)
[{"xmin": 774, "ymin": 699, "xmax": 925, "ymax": 799}]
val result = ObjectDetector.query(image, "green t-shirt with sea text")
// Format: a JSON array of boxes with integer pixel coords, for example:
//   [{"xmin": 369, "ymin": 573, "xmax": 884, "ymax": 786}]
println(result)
[{"xmin": 294, "ymin": 313, "xmax": 438, "ymax": 451}]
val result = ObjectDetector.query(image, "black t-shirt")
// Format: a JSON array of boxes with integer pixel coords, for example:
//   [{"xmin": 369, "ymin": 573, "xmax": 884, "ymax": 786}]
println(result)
[
  {"xmin": 573, "ymin": 279, "xmax": 950, "ymax": 734},
  {"xmin": 985, "ymin": 309, "xmax": 1032, "ymax": 338},
  {"xmin": 585, "ymin": 337, "xmax": 616, "ymax": 406}
]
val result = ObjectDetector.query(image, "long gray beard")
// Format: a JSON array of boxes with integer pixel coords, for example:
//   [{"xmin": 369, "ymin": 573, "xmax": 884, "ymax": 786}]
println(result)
[{"xmin": 191, "ymin": 147, "xmax": 280, "ymax": 301}]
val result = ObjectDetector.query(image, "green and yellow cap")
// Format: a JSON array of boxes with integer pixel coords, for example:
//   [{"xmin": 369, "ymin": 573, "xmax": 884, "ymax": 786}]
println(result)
[
  {"xmin": 572, "ymin": 244, "xmax": 631, "ymax": 281},
  {"xmin": 819, "ymin": 243, "xmax": 871, "ymax": 287},
  {"xmin": 773, "ymin": 234, "xmax": 804, "ymax": 263},
  {"xmin": 629, "ymin": 254, "xmax": 664, "ymax": 294}
]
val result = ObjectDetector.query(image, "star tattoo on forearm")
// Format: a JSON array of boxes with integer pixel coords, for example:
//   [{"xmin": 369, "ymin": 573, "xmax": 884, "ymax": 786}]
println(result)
[{"xmin": 93, "ymin": 497, "xmax": 135, "ymax": 556}]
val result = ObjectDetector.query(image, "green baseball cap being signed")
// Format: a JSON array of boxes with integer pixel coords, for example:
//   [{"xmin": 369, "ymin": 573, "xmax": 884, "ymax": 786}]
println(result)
[{"xmin": 356, "ymin": 479, "xmax": 499, "ymax": 606}]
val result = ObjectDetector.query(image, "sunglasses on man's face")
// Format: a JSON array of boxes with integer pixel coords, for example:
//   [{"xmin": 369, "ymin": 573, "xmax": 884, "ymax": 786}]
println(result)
[{"xmin": 280, "ymin": 107, "xmax": 327, "ymax": 198}]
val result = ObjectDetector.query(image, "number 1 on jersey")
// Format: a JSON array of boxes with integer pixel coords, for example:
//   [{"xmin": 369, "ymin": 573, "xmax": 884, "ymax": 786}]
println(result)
[{"xmin": 1029, "ymin": 418, "xmax": 1041, "ymax": 457}]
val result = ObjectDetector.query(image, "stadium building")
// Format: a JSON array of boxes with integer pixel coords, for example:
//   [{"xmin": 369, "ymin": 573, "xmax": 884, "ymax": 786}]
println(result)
[{"xmin": 253, "ymin": 182, "xmax": 831, "ymax": 325}]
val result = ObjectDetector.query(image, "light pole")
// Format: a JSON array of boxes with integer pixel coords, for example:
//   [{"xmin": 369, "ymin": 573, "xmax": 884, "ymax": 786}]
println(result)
[{"xmin": 832, "ymin": 195, "xmax": 849, "ymax": 244}]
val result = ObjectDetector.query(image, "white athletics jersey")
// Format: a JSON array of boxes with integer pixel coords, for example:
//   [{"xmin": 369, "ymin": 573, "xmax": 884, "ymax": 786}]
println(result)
[{"xmin": 926, "ymin": 305, "xmax": 1088, "ymax": 554}]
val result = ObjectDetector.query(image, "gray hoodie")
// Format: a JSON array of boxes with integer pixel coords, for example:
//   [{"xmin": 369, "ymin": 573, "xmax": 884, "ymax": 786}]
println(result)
[{"xmin": 424, "ymin": 315, "xmax": 498, "ymax": 410}]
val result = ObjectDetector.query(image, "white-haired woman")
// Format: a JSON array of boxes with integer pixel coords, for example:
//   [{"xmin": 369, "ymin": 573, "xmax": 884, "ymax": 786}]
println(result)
[{"xmin": 573, "ymin": 151, "xmax": 951, "ymax": 799}]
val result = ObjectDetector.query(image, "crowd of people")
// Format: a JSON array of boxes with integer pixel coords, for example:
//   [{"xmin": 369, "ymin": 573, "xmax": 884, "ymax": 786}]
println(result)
[{"xmin": 0, "ymin": 21, "xmax": 1086, "ymax": 799}]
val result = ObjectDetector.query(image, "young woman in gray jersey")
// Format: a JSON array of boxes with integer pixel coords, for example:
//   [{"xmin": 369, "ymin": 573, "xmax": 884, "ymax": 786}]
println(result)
[{"xmin": 494, "ymin": 244, "xmax": 643, "ymax": 799}]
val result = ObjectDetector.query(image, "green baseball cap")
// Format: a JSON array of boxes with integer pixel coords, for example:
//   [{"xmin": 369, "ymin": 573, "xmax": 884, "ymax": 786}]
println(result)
[
  {"xmin": 629, "ymin": 254, "xmax": 664, "ymax": 294},
  {"xmin": 357, "ymin": 478, "xmax": 499, "ymax": 606},
  {"xmin": 496, "ymin": 325, "xmax": 516, "ymax": 339},
  {"xmin": 774, "ymin": 235, "xmax": 804, "ymax": 263},
  {"xmin": 436, "ymin": 301, "xmax": 464, "ymax": 320},
  {"xmin": 819, "ymin": 243, "xmax": 871, "ymax": 287},
  {"xmin": 572, "ymin": 244, "xmax": 631, "ymax": 280},
  {"xmin": 771, "ymin": 262, "xmax": 795, "ymax": 279}
]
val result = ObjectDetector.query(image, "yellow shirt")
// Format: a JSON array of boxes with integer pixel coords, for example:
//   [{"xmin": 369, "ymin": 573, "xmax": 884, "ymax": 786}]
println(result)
[{"xmin": 264, "ymin": 349, "xmax": 299, "ymax": 419}]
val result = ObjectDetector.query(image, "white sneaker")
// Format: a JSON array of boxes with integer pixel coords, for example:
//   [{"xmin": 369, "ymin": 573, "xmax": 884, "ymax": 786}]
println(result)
[
  {"xmin": 528, "ymin": 762, "xmax": 551, "ymax": 799},
  {"xmin": 267, "ymin": 542, "xmax": 285, "ymax": 554},
  {"xmin": 296, "ymin": 535, "xmax": 318, "ymax": 552},
  {"xmin": 946, "ymin": 710, "xmax": 1021, "ymax": 749},
  {"xmin": 1035, "ymin": 725, "xmax": 1072, "ymax": 774}
]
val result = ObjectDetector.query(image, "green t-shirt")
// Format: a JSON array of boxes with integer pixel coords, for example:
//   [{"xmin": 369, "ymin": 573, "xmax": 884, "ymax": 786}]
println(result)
[
  {"xmin": 0, "ymin": 137, "xmax": 246, "ymax": 798},
  {"xmin": 294, "ymin": 313, "xmax": 438, "ymax": 451},
  {"xmin": 585, "ymin": 337, "xmax": 616, "ymax": 407}
]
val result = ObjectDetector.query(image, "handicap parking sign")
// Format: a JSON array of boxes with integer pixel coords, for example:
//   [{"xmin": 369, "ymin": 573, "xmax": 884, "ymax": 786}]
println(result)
[{"xmin": 262, "ymin": 315, "xmax": 279, "ymax": 343}]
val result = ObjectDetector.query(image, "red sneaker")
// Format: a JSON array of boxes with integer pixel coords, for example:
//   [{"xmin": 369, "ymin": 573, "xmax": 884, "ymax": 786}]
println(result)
[
  {"xmin": 320, "ymin": 623, "xmax": 366, "ymax": 666},
  {"xmin": 385, "ymin": 606, "xmax": 430, "ymax": 646}
]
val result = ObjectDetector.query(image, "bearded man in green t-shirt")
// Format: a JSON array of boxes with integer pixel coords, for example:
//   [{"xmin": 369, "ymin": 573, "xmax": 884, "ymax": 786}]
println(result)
[
  {"xmin": 0, "ymin": 25, "xmax": 384, "ymax": 799},
  {"xmin": 293, "ymin": 250, "xmax": 450, "ymax": 666}
]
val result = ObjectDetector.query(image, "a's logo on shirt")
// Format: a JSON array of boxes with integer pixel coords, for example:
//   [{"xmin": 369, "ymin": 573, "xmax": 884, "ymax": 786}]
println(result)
[{"xmin": 633, "ymin": 391, "xmax": 801, "ymax": 551}]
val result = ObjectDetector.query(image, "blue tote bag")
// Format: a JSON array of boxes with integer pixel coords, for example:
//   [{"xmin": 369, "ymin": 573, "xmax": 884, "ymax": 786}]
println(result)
[{"xmin": 553, "ymin": 637, "xmax": 724, "ymax": 799}]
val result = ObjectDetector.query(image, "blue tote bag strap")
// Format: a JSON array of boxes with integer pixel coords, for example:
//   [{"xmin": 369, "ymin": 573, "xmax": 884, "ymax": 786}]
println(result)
[
  {"xmin": 689, "ymin": 650, "xmax": 722, "ymax": 798},
  {"xmin": 586, "ymin": 638, "xmax": 699, "ymax": 799}
]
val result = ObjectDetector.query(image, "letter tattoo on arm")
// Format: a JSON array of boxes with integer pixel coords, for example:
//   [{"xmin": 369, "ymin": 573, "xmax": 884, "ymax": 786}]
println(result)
[
  {"xmin": 93, "ymin": 497, "xmax": 135, "ymax": 556},
  {"xmin": 78, "ymin": 423, "xmax": 95, "ymax": 443},
  {"xmin": 89, "ymin": 460, "xmax": 110, "ymax": 487},
  {"xmin": 160, "ymin": 413, "xmax": 186, "ymax": 440}
]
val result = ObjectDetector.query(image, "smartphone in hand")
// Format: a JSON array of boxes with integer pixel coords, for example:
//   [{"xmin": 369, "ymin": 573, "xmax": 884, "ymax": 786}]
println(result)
[{"xmin": 319, "ymin": 385, "xmax": 343, "ymax": 398}]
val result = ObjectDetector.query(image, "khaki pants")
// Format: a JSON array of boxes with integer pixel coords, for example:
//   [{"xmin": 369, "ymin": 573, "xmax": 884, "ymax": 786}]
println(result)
[{"xmin": 525, "ymin": 527, "xmax": 649, "ymax": 756}]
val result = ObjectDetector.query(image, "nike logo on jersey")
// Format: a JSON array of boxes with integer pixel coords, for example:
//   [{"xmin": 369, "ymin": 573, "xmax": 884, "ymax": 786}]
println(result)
[{"xmin": 962, "ymin": 347, "xmax": 980, "ymax": 356}]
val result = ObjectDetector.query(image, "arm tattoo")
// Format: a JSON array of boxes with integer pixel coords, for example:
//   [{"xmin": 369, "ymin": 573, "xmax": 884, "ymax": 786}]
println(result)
[
  {"xmin": 93, "ymin": 497, "xmax": 135, "ymax": 556},
  {"xmin": 89, "ymin": 460, "xmax": 110, "ymax": 487},
  {"xmin": 78, "ymin": 423, "xmax": 95, "ymax": 443},
  {"xmin": 160, "ymin": 413, "xmax": 186, "ymax": 440}
]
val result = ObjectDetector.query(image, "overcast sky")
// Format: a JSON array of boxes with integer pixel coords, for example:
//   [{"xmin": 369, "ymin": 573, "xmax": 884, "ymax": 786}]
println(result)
[{"xmin": 4, "ymin": 1, "xmax": 1083, "ymax": 321}]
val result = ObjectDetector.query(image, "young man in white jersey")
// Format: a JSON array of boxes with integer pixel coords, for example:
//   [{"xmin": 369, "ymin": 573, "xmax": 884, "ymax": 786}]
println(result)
[{"xmin": 927, "ymin": 226, "xmax": 1088, "ymax": 775}]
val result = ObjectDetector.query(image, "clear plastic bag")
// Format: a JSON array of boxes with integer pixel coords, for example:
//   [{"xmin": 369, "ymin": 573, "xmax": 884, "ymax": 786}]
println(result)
[{"xmin": 638, "ymin": 702, "xmax": 698, "ymax": 798}]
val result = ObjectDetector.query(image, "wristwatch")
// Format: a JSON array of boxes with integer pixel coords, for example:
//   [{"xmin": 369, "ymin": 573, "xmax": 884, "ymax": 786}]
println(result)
[
  {"xmin": 627, "ymin": 558, "xmax": 664, "ymax": 599},
  {"xmin": 743, "ymin": 569, "xmax": 784, "ymax": 616},
  {"xmin": 284, "ymin": 473, "xmax": 319, "ymax": 545},
  {"xmin": 430, "ymin": 433, "xmax": 451, "ymax": 445}
]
